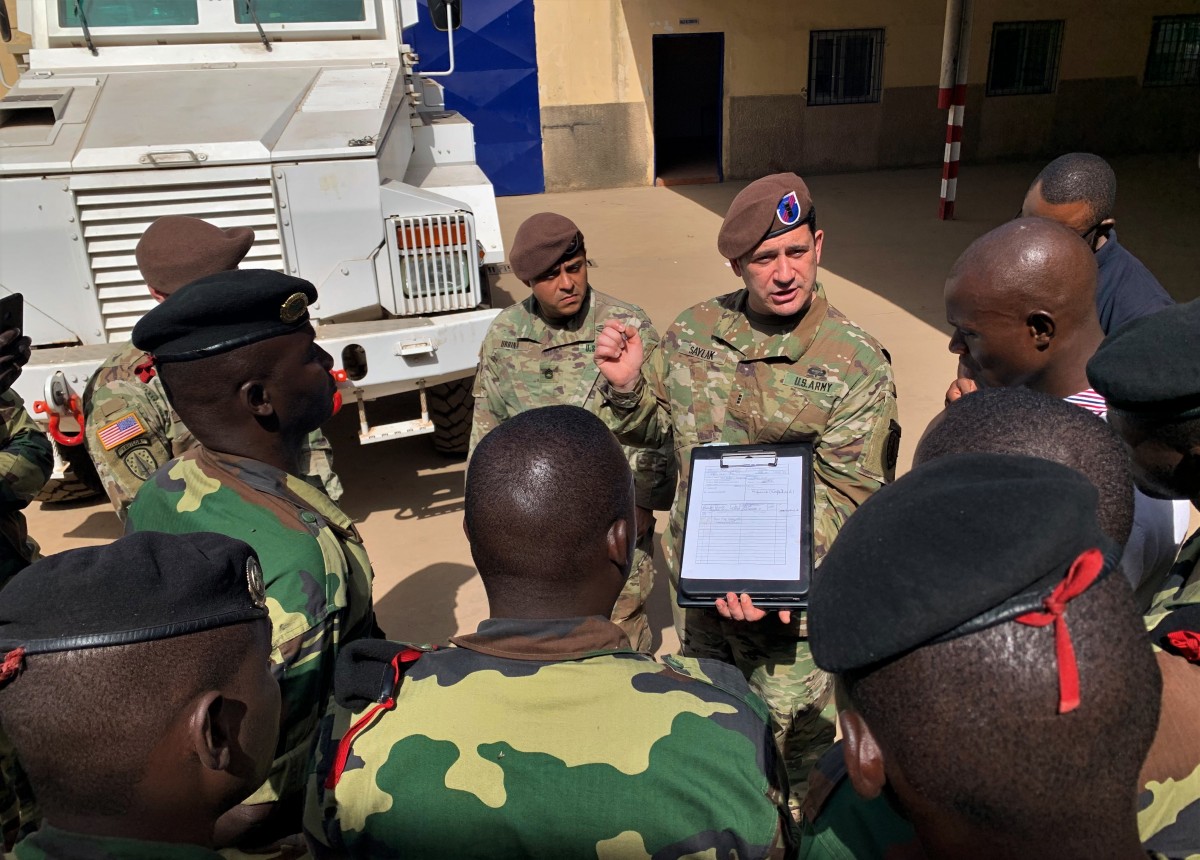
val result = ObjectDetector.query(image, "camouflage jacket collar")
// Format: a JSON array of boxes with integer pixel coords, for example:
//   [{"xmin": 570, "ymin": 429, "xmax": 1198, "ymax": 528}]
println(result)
[
  {"xmin": 195, "ymin": 447, "xmax": 360, "ymax": 541},
  {"xmin": 450, "ymin": 615, "xmax": 635, "ymax": 661},
  {"xmin": 513, "ymin": 290, "xmax": 597, "ymax": 350},
  {"xmin": 712, "ymin": 283, "xmax": 829, "ymax": 362},
  {"xmin": 12, "ymin": 825, "xmax": 225, "ymax": 859}
]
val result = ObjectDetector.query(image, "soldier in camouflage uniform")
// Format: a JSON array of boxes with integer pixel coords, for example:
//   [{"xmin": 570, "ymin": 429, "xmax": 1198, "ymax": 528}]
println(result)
[
  {"xmin": 0, "ymin": 326, "xmax": 49, "ymax": 850},
  {"xmin": 307, "ymin": 407, "xmax": 795, "ymax": 858},
  {"xmin": 1088, "ymin": 300, "xmax": 1200, "ymax": 858},
  {"xmin": 469, "ymin": 213, "xmax": 673, "ymax": 652},
  {"xmin": 0, "ymin": 532, "xmax": 280, "ymax": 859},
  {"xmin": 125, "ymin": 271, "xmax": 376, "ymax": 848},
  {"xmin": 594, "ymin": 174, "xmax": 899, "ymax": 808},
  {"xmin": 83, "ymin": 216, "xmax": 341, "ymax": 520},
  {"xmin": 809, "ymin": 454, "xmax": 1166, "ymax": 860}
]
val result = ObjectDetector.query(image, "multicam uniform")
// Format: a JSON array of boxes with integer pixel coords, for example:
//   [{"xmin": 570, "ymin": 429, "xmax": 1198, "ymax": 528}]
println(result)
[
  {"xmin": 603, "ymin": 284, "xmax": 900, "ymax": 806},
  {"xmin": 305, "ymin": 616, "xmax": 795, "ymax": 859},
  {"xmin": 469, "ymin": 290, "xmax": 674, "ymax": 651},
  {"xmin": 125, "ymin": 447, "xmax": 375, "ymax": 809},
  {"xmin": 83, "ymin": 343, "xmax": 342, "ymax": 518},
  {"xmin": 1141, "ymin": 529, "xmax": 1200, "ymax": 859},
  {"xmin": 0, "ymin": 391, "xmax": 51, "ymax": 848}
]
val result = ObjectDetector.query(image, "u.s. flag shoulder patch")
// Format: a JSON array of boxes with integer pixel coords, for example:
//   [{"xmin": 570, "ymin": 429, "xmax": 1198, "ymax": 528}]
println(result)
[{"xmin": 97, "ymin": 413, "xmax": 146, "ymax": 451}]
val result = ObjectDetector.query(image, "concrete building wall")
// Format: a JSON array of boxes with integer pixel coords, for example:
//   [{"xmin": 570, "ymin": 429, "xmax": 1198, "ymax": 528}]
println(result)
[{"xmin": 535, "ymin": 0, "xmax": 1200, "ymax": 191}]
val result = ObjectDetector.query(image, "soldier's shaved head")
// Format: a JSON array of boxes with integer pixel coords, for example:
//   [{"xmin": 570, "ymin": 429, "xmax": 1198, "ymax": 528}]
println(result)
[
  {"xmin": 945, "ymin": 218, "xmax": 1104, "ymax": 398},
  {"xmin": 465, "ymin": 406, "xmax": 634, "ymax": 617}
]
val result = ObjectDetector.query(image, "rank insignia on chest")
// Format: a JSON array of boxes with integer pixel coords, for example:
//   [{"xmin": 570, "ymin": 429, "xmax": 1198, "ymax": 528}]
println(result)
[
  {"xmin": 97, "ymin": 413, "xmax": 146, "ymax": 451},
  {"xmin": 806, "ymin": 366, "xmax": 827, "ymax": 380}
]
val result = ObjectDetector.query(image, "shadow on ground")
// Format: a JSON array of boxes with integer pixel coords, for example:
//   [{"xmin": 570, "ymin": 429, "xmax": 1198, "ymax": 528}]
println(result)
[
  {"xmin": 668, "ymin": 153, "xmax": 1200, "ymax": 333},
  {"xmin": 375, "ymin": 561, "xmax": 477, "ymax": 645}
]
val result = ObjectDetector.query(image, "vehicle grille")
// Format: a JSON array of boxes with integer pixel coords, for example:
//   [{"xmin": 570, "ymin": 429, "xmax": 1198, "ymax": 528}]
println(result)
[
  {"xmin": 389, "ymin": 212, "xmax": 481, "ymax": 315},
  {"xmin": 72, "ymin": 167, "xmax": 283, "ymax": 342}
]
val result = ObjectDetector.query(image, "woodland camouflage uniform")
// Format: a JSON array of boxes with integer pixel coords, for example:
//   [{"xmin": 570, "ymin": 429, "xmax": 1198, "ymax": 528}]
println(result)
[
  {"xmin": 84, "ymin": 342, "xmax": 342, "ymax": 518},
  {"xmin": 305, "ymin": 616, "xmax": 796, "ymax": 859},
  {"xmin": 469, "ymin": 289, "xmax": 674, "ymax": 651},
  {"xmin": 602, "ymin": 284, "xmax": 900, "ymax": 809},
  {"xmin": 125, "ymin": 446, "xmax": 375, "ymax": 810}
]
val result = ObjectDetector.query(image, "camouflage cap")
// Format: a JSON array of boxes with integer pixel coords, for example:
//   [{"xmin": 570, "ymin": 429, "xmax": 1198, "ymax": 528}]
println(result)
[
  {"xmin": 1087, "ymin": 299, "xmax": 1200, "ymax": 419},
  {"xmin": 0, "ymin": 532, "xmax": 267, "ymax": 683},
  {"xmin": 717, "ymin": 173, "xmax": 815, "ymax": 260},
  {"xmin": 132, "ymin": 269, "xmax": 317, "ymax": 363},
  {"xmin": 136, "ymin": 216, "xmax": 255, "ymax": 295},
  {"xmin": 509, "ymin": 212, "xmax": 584, "ymax": 282},
  {"xmin": 809, "ymin": 453, "xmax": 1120, "ymax": 712}
]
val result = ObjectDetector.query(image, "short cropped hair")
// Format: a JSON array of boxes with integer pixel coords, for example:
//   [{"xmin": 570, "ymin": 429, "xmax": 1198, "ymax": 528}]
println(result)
[
  {"xmin": 1035, "ymin": 153, "xmax": 1117, "ymax": 224},
  {"xmin": 0, "ymin": 623, "xmax": 254, "ymax": 817},
  {"xmin": 915, "ymin": 388, "xmax": 1134, "ymax": 545}
]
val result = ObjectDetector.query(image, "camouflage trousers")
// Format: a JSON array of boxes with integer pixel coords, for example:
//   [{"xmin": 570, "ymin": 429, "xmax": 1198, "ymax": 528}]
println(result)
[
  {"xmin": 672, "ymin": 592, "xmax": 835, "ymax": 819},
  {"xmin": 610, "ymin": 524, "xmax": 657, "ymax": 653}
]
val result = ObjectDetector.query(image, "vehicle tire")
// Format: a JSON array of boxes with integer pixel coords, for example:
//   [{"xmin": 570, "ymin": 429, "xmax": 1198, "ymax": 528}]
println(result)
[
  {"xmin": 428, "ymin": 377, "xmax": 474, "ymax": 457},
  {"xmin": 35, "ymin": 442, "xmax": 104, "ymax": 505}
]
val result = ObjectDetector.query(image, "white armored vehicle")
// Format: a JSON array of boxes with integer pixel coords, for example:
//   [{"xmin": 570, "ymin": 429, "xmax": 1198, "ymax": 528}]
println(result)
[{"xmin": 0, "ymin": 0, "xmax": 501, "ymax": 495}]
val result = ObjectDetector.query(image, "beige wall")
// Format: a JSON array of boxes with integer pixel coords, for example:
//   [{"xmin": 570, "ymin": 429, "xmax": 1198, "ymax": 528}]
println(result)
[
  {"xmin": 534, "ymin": 0, "xmax": 1200, "ymax": 190},
  {"xmin": 0, "ymin": 0, "xmax": 25, "ymax": 99}
]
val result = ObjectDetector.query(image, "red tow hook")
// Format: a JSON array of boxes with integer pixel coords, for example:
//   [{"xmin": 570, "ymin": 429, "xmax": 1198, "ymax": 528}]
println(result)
[
  {"xmin": 33, "ymin": 395, "xmax": 86, "ymax": 447},
  {"xmin": 331, "ymin": 369, "xmax": 350, "ymax": 415}
]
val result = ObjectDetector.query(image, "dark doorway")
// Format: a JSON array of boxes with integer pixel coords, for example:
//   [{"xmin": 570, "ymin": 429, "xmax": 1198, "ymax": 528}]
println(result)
[{"xmin": 653, "ymin": 33, "xmax": 723, "ymax": 186}]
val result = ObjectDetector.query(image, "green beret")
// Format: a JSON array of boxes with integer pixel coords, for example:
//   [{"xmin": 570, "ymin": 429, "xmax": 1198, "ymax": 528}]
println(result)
[
  {"xmin": 810, "ymin": 453, "xmax": 1119, "ymax": 685},
  {"xmin": 1086, "ymin": 300, "xmax": 1200, "ymax": 419},
  {"xmin": 0, "ymin": 532, "xmax": 267, "ymax": 683},
  {"xmin": 509, "ymin": 212, "xmax": 583, "ymax": 282},
  {"xmin": 135, "ymin": 216, "xmax": 255, "ymax": 295},
  {"xmin": 132, "ymin": 269, "xmax": 317, "ymax": 363},
  {"xmin": 717, "ymin": 173, "xmax": 814, "ymax": 260}
]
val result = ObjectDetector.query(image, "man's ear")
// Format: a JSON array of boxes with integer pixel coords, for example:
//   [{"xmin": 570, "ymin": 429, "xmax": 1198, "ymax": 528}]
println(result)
[
  {"xmin": 840, "ymin": 709, "xmax": 887, "ymax": 800},
  {"xmin": 812, "ymin": 228, "xmax": 825, "ymax": 265},
  {"xmin": 188, "ymin": 691, "xmax": 232, "ymax": 773},
  {"xmin": 729, "ymin": 257, "xmax": 744, "ymax": 277},
  {"xmin": 606, "ymin": 517, "xmax": 631, "ymax": 574},
  {"xmin": 238, "ymin": 380, "xmax": 274, "ymax": 418},
  {"xmin": 148, "ymin": 287, "xmax": 170, "ymax": 304},
  {"xmin": 1027, "ymin": 311, "xmax": 1055, "ymax": 349}
]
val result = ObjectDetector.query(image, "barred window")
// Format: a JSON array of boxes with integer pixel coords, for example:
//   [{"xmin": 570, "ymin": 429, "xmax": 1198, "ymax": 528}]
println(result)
[
  {"xmin": 1144, "ymin": 15, "xmax": 1200, "ymax": 87},
  {"xmin": 986, "ymin": 20, "xmax": 1064, "ymax": 96},
  {"xmin": 808, "ymin": 29, "xmax": 884, "ymax": 106}
]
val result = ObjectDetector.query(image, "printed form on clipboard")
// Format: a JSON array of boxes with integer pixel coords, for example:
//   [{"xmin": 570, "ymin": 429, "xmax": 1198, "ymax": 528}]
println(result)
[{"xmin": 676, "ymin": 443, "xmax": 815, "ymax": 609}]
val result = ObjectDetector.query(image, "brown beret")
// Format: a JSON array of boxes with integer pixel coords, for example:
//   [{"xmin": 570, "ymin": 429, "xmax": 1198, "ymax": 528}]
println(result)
[
  {"xmin": 509, "ymin": 212, "xmax": 584, "ymax": 282},
  {"xmin": 135, "ymin": 216, "xmax": 255, "ymax": 295},
  {"xmin": 717, "ymin": 173, "xmax": 814, "ymax": 260}
]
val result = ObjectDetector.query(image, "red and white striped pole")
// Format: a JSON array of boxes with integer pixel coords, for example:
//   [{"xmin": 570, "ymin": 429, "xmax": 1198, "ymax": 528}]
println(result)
[{"xmin": 938, "ymin": 0, "xmax": 972, "ymax": 220}]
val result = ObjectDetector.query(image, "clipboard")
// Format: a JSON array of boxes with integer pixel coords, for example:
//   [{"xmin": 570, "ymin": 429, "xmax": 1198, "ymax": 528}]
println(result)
[{"xmin": 676, "ymin": 442, "xmax": 814, "ymax": 609}]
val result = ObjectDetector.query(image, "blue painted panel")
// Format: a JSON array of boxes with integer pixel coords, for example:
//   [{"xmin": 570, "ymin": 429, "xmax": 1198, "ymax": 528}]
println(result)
[{"xmin": 409, "ymin": 0, "xmax": 544, "ymax": 196}]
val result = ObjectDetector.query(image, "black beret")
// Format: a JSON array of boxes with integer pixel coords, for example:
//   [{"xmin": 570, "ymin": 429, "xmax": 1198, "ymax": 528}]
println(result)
[
  {"xmin": 810, "ymin": 453, "xmax": 1119, "ymax": 677},
  {"xmin": 0, "ymin": 532, "xmax": 267, "ymax": 677},
  {"xmin": 509, "ymin": 212, "xmax": 583, "ymax": 282},
  {"xmin": 132, "ymin": 269, "xmax": 317, "ymax": 363},
  {"xmin": 717, "ymin": 173, "xmax": 814, "ymax": 260},
  {"xmin": 1087, "ymin": 299, "xmax": 1200, "ymax": 419}
]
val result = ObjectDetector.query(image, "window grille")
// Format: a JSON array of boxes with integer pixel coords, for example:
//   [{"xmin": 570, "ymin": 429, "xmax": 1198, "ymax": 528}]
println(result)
[
  {"xmin": 808, "ymin": 28, "xmax": 884, "ymax": 106},
  {"xmin": 986, "ymin": 20, "xmax": 1063, "ymax": 96},
  {"xmin": 1144, "ymin": 15, "xmax": 1200, "ymax": 87}
]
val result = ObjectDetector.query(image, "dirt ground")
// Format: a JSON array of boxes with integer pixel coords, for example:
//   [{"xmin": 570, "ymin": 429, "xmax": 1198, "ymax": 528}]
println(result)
[{"xmin": 24, "ymin": 153, "xmax": 1200, "ymax": 656}]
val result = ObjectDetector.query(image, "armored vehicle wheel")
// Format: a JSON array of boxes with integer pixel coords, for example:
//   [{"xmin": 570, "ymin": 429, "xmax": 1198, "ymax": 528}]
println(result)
[
  {"xmin": 429, "ymin": 377, "xmax": 474, "ymax": 457},
  {"xmin": 36, "ymin": 442, "xmax": 104, "ymax": 505}
]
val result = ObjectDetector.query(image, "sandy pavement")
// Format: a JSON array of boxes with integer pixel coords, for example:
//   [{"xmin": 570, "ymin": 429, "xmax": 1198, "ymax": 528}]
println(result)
[{"xmin": 23, "ymin": 154, "xmax": 1200, "ymax": 656}]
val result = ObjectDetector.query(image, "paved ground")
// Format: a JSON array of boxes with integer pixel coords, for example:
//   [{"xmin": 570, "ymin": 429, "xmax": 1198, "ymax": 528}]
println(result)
[{"xmin": 24, "ymin": 153, "xmax": 1200, "ymax": 656}]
